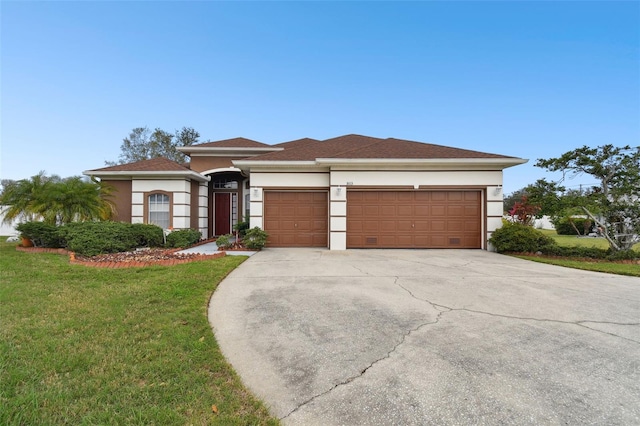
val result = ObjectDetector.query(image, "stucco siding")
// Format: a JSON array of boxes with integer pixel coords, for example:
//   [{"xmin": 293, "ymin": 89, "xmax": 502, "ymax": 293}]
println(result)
[
  {"xmin": 330, "ymin": 170, "xmax": 502, "ymax": 187},
  {"xmin": 102, "ymin": 180, "xmax": 132, "ymax": 223},
  {"xmin": 251, "ymin": 172, "xmax": 330, "ymax": 188}
]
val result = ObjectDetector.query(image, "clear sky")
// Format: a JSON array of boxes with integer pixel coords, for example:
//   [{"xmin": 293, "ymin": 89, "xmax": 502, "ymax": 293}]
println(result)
[{"xmin": 1, "ymin": 1, "xmax": 638, "ymax": 194}]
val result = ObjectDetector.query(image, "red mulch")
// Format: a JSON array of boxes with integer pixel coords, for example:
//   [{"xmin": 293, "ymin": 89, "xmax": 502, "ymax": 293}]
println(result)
[{"xmin": 17, "ymin": 246, "xmax": 225, "ymax": 268}]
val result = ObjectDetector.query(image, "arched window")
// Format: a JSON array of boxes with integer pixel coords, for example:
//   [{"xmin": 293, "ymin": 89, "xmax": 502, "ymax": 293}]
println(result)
[{"xmin": 148, "ymin": 193, "xmax": 170, "ymax": 229}]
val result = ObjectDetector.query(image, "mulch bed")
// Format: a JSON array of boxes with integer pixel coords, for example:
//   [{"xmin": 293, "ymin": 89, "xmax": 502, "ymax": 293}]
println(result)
[{"xmin": 17, "ymin": 246, "xmax": 225, "ymax": 268}]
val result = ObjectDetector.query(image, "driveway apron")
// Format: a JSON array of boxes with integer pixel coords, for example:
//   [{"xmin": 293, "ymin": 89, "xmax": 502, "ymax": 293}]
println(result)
[{"xmin": 209, "ymin": 249, "xmax": 640, "ymax": 425}]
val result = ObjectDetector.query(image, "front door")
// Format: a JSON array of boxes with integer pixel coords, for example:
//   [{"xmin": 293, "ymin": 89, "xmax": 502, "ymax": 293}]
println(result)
[{"xmin": 215, "ymin": 193, "xmax": 231, "ymax": 235}]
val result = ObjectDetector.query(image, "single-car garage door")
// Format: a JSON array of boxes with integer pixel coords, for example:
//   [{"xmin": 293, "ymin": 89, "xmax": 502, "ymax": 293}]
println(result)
[
  {"xmin": 347, "ymin": 191, "xmax": 481, "ymax": 248},
  {"xmin": 264, "ymin": 191, "xmax": 328, "ymax": 247}
]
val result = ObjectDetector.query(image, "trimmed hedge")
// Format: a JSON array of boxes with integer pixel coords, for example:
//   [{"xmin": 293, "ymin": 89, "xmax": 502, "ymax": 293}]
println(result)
[
  {"xmin": 15, "ymin": 221, "xmax": 164, "ymax": 257},
  {"xmin": 489, "ymin": 221, "xmax": 557, "ymax": 253},
  {"xmin": 165, "ymin": 229, "xmax": 202, "ymax": 248},
  {"xmin": 59, "ymin": 222, "xmax": 164, "ymax": 257},
  {"xmin": 541, "ymin": 245, "xmax": 640, "ymax": 261}
]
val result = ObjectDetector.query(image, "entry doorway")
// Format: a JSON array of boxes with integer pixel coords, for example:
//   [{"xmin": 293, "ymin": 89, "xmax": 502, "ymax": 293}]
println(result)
[{"xmin": 214, "ymin": 193, "xmax": 232, "ymax": 235}]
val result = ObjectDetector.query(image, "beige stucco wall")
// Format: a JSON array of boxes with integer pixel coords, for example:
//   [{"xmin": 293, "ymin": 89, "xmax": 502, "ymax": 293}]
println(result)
[{"xmin": 131, "ymin": 179, "xmax": 192, "ymax": 229}]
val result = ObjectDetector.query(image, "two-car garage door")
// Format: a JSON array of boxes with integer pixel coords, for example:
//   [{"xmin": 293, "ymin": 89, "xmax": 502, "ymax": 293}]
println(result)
[
  {"xmin": 347, "ymin": 191, "xmax": 481, "ymax": 248},
  {"xmin": 263, "ymin": 190, "xmax": 481, "ymax": 249}
]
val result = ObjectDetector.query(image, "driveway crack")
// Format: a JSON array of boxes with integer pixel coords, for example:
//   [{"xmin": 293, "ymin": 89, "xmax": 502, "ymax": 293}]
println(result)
[
  {"xmin": 280, "ymin": 291, "xmax": 447, "ymax": 421},
  {"xmin": 396, "ymin": 280, "xmax": 640, "ymax": 344}
]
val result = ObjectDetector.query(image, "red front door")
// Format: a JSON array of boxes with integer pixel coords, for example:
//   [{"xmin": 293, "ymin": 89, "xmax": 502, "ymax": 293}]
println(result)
[{"xmin": 214, "ymin": 193, "xmax": 231, "ymax": 235}]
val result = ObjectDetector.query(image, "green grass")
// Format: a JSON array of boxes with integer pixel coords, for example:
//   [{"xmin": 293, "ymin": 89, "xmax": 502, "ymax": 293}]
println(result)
[
  {"xmin": 0, "ymin": 240, "xmax": 278, "ymax": 425},
  {"xmin": 538, "ymin": 229, "xmax": 640, "ymax": 251},
  {"xmin": 515, "ymin": 229, "xmax": 640, "ymax": 277},
  {"xmin": 514, "ymin": 255, "xmax": 640, "ymax": 277}
]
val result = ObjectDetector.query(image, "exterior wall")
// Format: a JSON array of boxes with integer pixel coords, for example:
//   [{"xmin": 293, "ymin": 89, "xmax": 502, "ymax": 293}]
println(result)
[
  {"xmin": 131, "ymin": 179, "xmax": 192, "ymax": 229},
  {"xmin": 485, "ymin": 183, "xmax": 504, "ymax": 251},
  {"xmin": 190, "ymin": 156, "xmax": 245, "ymax": 173},
  {"xmin": 198, "ymin": 182, "xmax": 208, "ymax": 236},
  {"xmin": 248, "ymin": 172, "xmax": 330, "ymax": 231},
  {"xmin": 102, "ymin": 180, "xmax": 132, "ymax": 223},
  {"xmin": 190, "ymin": 180, "xmax": 208, "ymax": 236}
]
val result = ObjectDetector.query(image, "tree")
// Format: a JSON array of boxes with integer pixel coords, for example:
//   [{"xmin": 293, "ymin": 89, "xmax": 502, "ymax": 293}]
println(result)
[
  {"xmin": 536, "ymin": 145, "xmax": 640, "ymax": 251},
  {"xmin": 0, "ymin": 173, "xmax": 115, "ymax": 225},
  {"xmin": 106, "ymin": 126, "xmax": 200, "ymax": 165}
]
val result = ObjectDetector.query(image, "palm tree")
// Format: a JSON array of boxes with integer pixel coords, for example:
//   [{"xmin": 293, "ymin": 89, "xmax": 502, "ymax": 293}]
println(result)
[
  {"xmin": 0, "ymin": 173, "xmax": 115, "ymax": 225},
  {"xmin": 0, "ymin": 172, "xmax": 52, "ymax": 224}
]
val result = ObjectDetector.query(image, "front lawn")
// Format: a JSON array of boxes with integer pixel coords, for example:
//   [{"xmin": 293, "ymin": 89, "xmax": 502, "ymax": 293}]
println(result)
[
  {"xmin": 518, "ymin": 229, "xmax": 639, "ymax": 277},
  {"xmin": 539, "ymin": 229, "xmax": 640, "ymax": 251},
  {"xmin": 0, "ymin": 240, "xmax": 278, "ymax": 425}
]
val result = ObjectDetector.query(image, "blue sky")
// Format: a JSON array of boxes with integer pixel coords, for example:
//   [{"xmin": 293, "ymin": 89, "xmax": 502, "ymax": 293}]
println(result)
[{"xmin": 2, "ymin": 1, "xmax": 638, "ymax": 194}]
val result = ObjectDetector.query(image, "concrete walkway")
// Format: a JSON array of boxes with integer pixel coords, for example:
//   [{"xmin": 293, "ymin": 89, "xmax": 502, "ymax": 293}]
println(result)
[{"xmin": 209, "ymin": 249, "xmax": 640, "ymax": 425}]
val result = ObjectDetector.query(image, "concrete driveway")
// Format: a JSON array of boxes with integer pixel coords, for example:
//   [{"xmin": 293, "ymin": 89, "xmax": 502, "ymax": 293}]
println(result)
[{"xmin": 209, "ymin": 249, "xmax": 640, "ymax": 425}]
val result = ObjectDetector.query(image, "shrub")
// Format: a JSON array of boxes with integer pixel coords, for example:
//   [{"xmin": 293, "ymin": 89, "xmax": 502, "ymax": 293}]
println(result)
[
  {"xmin": 58, "ymin": 222, "xmax": 163, "ymax": 257},
  {"xmin": 165, "ymin": 229, "xmax": 202, "ymax": 248},
  {"xmin": 243, "ymin": 227, "xmax": 268, "ymax": 250},
  {"xmin": 215, "ymin": 234, "xmax": 232, "ymax": 250},
  {"xmin": 542, "ymin": 245, "xmax": 640, "ymax": 260},
  {"xmin": 15, "ymin": 221, "xmax": 64, "ymax": 248},
  {"xmin": 233, "ymin": 220, "xmax": 250, "ymax": 237},
  {"xmin": 489, "ymin": 221, "xmax": 557, "ymax": 253},
  {"xmin": 554, "ymin": 217, "xmax": 593, "ymax": 235},
  {"xmin": 130, "ymin": 223, "xmax": 164, "ymax": 247}
]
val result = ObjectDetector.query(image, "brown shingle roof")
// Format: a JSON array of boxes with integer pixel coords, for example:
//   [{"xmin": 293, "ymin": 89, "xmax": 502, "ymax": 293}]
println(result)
[
  {"xmin": 273, "ymin": 138, "xmax": 320, "ymax": 149},
  {"xmin": 192, "ymin": 137, "xmax": 269, "ymax": 148},
  {"xmin": 250, "ymin": 134, "xmax": 383, "ymax": 161},
  {"xmin": 89, "ymin": 157, "xmax": 191, "ymax": 172},
  {"xmin": 328, "ymin": 137, "xmax": 514, "ymax": 159},
  {"xmin": 247, "ymin": 134, "xmax": 515, "ymax": 161}
]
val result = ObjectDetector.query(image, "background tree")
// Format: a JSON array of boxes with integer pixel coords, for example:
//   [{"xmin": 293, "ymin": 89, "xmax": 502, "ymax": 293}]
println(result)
[
  {"xmin": 0, "ymin": 172, "xmax": 115, "ymax": 225},
  {"xmin": 536, "ymin": 145, "xmax": 640, "ymax": 251},
  {"xmin": 106, "ymin": 126, "xmax": 200, "ymax": 165}
]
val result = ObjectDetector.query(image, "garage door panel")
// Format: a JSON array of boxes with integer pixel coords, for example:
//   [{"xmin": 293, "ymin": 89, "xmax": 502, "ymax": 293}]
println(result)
[
  {"xmin": 264, "ymin": 192, "xmax": 328, "ymax": 247},
  {"xmin": 347, "ymin": 190, "xmax": 481, "ymax": 249},
  {"xmin": 364, "ymin": 206, "xmax": 379, "ymax": 216},
  {"xmin": 448, "ymin": 192, "xmax": 463, "ymax": 201},
  {"xmin": 397, "ymin": 220, "xmax": 413, "ymax": 231},
  {"xmin": 430, "ymin": 205, "xmax": 446, "ymax": 216},
  {"xmin": 363, "ymin": 221, "xmax": 380, "ymax": 232},
  {"xmin": 397, "ymin": 205, "xmax": 413, "ymax": 216},
  {"xmin": 431, "ymin": 192, "xmax": 447, "ymax": 201},
  {"xmin": 381, "ymin": 205, "xmax": 397, "ymax": 216},
  {"xmin": 415, "ymin": 205, "xmax": 429, "ymax": 216},
  {"xmin": 465, "ymin": 192, "xmax": 480, "ymax": 201},
  {"xmin": 431, "ymin": 220, "xmax": 446, "ymax": 232},
  {"xmin": 447, "ymin": 206, "xmax": 464, "ymax": 216},
  {"xmin": 414, "ymin": 220, "xmax": 429, "ymax": 231}
]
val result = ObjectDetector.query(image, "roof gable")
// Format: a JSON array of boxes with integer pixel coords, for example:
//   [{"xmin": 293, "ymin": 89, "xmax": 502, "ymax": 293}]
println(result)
[
  {"xmin": 89, "ymin": 157, "xmax": 191, "ymax": 172},
  {"xmin": 192, "ymin": 137, "xmax": 270, "ymax": 148}
]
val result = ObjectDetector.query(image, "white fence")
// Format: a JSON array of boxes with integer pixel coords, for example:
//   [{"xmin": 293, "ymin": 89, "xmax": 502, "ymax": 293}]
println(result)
[{"xmin": 0, "ymin": 206, "xmax": 19, "ymax": 236}]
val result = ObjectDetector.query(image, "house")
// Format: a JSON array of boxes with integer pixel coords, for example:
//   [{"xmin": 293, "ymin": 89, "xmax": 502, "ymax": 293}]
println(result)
[{"xmin": 84, "ymin": 134, "xmax": 527, "ymax": 250}]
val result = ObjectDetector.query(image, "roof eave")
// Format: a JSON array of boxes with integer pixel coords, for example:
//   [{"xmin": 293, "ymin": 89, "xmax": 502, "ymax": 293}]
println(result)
[
  {"xmin": 315, "ymin": 157, "xmax": 529, "ymax": 169},
  {"xmin": 83, "ymin": 170, "xmax": 210, "ymax": 182}
]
